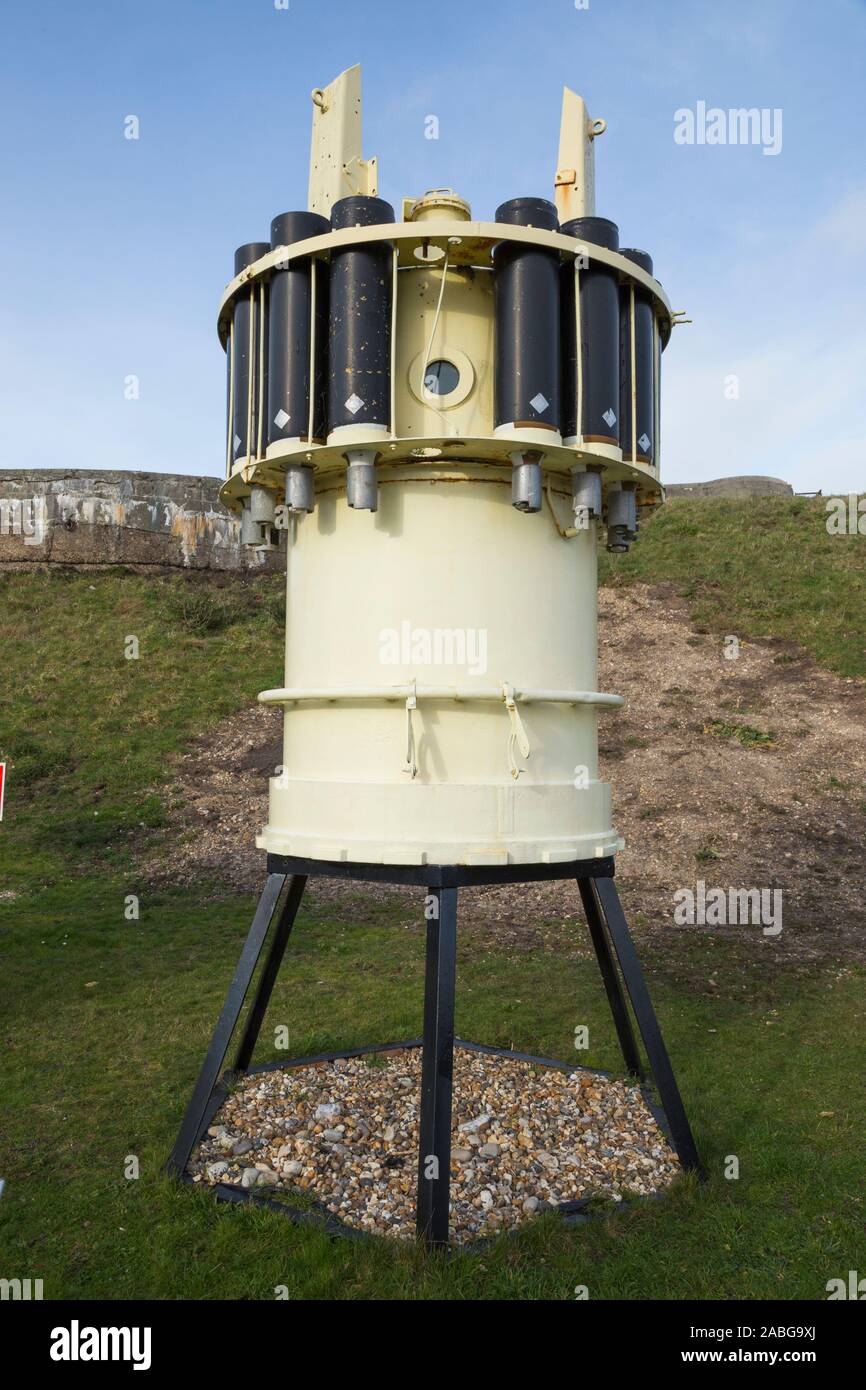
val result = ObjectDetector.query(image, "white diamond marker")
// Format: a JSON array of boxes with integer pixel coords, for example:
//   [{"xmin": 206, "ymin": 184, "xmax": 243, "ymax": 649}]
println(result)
[
  {"xmin": 602, "ymin": 407, "xmax": 617, "ymax": 428},
  {"xmin": 638, "ymin": 432, "xmax": 651, "ymax": 452},
  {"xmin": 529, "ymin": 392, "xmax": 549, "ymax": 414},
  {"xmin": 345, "ymin": 393, "xmax": 364, "ymax": 415},
  {"xmin": 273, "ymin": 408, "xmax": 290, "ymax": 429},
  {"xmin": 233, "ymin": 433, "xmax": 242, "ymax": 455}
]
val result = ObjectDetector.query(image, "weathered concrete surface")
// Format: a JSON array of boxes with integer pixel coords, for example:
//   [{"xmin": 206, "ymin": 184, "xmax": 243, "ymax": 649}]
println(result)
[
  {"xmin": 665, "ymin": 475, "xmax": 793, "ymax": 499},
  {"xmin": 0, "ymin": 469, "xmax": 795, "ymax": 570},
  {"xmin": 0, "ymin": 470, "xmax": 283, "ymax": 570}
]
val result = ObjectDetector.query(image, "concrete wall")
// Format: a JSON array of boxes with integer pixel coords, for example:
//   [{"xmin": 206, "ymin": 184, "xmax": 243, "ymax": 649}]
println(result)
[
  {"xmin": 665, "ymin": 475, "xmax": 793, "ymax": 499},
  {"xmin": 0, "ymin": 470, "xmax": 283, "ymax": 570},
  {"xmin": 0, "ymin": 468, "xmax": 795, "ymax": 571}
]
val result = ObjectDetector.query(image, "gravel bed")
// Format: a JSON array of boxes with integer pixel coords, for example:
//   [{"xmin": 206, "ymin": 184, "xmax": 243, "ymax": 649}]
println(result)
[{"xmin": 189, "ymin": 1047, "xmax": 680, "ymax": 1244}]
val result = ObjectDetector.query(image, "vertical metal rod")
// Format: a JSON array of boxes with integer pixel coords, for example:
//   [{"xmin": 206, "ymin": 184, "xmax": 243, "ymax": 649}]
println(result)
[
  {"xmin": 652, "ymin": 311, "xmax": 661, "ymax": 474},
  {"xmin": 225, "ymin": 320, "xmax": 234, "ymax": 479},
  {"xmin": 307, "ymin": 259, "xmax": 317, "ymax": 444},
  {"xmin": 592, "ymin": 876, "xmax": 704, "ymax": 1175},
  {"xmin": 629, "ymin": 284, "xmax": 637, "ymax": 465},
  {"xmin": 389, "ymin": 244, "xmax": 399, "ymax": 435},
  {"xmin": 167, "ymin": 873, "xmax": 288, "ymax": 1176},
  {"xmin": 576, "ymin": 877, "xmax": 641, "ymax": 1077},
  {"xmin": 245, "ymin": 285, "xmax": 255, "ymax": 465},
  {"xmin": 574, "ymin": 255, "xmax": 583, "ymax": 442},
  {"xmin": 233, "ymin": 875, "xmax": 308, "ymax": 1072},
  {"xmin": 256, "ymin": 281, "xmax": 266, "ymax": 460},
  {"xmin": 416, "ymin": 886, "xmax": 458, "ymax": 1250}
]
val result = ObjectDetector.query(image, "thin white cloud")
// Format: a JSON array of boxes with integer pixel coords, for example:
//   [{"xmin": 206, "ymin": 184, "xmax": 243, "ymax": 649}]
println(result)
[{"xmin": 663, "ymin": 186, "xmax": 866, "ymax": 492}]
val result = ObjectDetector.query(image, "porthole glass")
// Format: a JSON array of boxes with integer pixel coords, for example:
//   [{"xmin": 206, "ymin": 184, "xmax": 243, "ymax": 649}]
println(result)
[{"xmin": 423, "ymin": 359, "xmax": 460, "ymax": 396}]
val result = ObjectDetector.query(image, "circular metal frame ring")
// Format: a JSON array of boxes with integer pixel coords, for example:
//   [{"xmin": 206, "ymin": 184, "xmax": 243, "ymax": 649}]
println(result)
[{"xmin": 408, "ymin": 347, "xmax": 476, "ymax": 410}]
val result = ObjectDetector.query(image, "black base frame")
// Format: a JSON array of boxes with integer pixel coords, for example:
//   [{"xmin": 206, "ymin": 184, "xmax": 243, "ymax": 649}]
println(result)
[{"xmin": 168, "ymin": 855, "xmax": 703, "ymax": 1250}]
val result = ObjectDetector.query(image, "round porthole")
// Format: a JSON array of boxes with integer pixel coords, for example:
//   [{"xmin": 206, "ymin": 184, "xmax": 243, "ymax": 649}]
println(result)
[
  {"xmin": 423, "ymin": 359, "xmax": 460, "ymax": 396},
  {"xmin": 408, "ymin": 347, "xmax": 475, "ymax": 410}
]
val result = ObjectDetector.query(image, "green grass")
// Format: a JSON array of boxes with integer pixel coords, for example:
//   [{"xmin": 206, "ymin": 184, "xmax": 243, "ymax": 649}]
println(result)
[
  {"xmin": 1, "ymin": 512, "xmax": 864, "ymax": 1300},
  {"xmin": 600, "ymin": 496, "xmax": 866, "ymax": 677},
  {"xmin": 703, "ymin": 720, "xmax": 776, "ymax": 749},
  {"xmin": 1, "ymin": 878, "xmax": 863, "ymax": 1300},
  {"xmin": 0, "ymin": 567, "xmax": 285, "ymax": 890}
]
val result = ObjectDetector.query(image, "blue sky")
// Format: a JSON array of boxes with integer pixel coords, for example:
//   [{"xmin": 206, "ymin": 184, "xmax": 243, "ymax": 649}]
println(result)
[{"xmin": 1, "ymin": 0, "xmax": 864, "ymax": 491}]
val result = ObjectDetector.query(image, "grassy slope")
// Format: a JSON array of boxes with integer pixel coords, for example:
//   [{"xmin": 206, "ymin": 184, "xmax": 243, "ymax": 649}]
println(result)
[
  {"xmin": 1, "ymin": 500, "xmax": 864, "ymax": 1300},
  {"xmin": 600, "ymin": 496, "xmax": 866, "ymax": 678},
  {"xmin": 0, "ymin": 569, "xmax": 285, "ymax": 889}
]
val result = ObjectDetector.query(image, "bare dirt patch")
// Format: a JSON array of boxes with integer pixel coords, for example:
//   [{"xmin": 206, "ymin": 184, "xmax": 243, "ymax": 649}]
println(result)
[{"xmin": 141, "ymin": 583, "xmax": 866, "ymax": 975}]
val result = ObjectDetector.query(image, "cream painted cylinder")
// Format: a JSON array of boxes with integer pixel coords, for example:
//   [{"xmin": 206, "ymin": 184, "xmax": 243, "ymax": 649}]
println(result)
[{"xmin": 257, "ymin": 464, "xmax": 622, "ymax": 865}]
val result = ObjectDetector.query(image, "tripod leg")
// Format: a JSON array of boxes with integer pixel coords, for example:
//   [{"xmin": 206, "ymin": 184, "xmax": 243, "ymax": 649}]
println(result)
[
  {"xmin": 416, "ymin": 886, "xmax": 458, "ymax": 1250},
  {"xmin": 592, "ymin": 876, "xmax": 703, "ymax": 1176},
  {"xmin": 233, "ymin": 875, "xmax": 307, "ymax": 1071},
  {"xmin": 167, "ymin": 872, "xmax": 289, "ymax": 1177},
  {"xmin": 577, "ymin": 877, "xmax": 642, "ymax": 1078}
]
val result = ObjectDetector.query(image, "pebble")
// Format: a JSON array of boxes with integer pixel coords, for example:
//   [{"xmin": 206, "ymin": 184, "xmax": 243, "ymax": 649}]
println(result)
[
  {"xmin": 458, "ymin": 1114, "xmax": 492, "ymax": 1134},
  {"xmin": 190, "ymin": 1049, "xmax": 679, "ymax": 1246}
]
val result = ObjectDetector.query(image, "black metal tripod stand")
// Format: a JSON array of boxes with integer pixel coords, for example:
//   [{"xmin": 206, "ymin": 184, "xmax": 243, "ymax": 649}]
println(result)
[{"xmin": 168, "ymin": 854, "xmax": 703, "ymax": 1250}]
